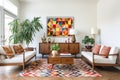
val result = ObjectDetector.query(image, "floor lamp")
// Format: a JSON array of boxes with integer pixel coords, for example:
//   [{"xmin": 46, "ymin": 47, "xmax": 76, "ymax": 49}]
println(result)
[
  {"xmin": 69, "ymin": 29, "xmax": 76, "ymax": 43},
  {"xmin": 91, "ymin": 27, "xmax": 97, "ymax": 44}
]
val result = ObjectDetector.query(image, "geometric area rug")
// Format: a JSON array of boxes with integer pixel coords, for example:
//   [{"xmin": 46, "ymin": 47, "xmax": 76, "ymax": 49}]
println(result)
[{"xmin": 19, "ymin": 59, "xmax": 102, "ymax": 77}]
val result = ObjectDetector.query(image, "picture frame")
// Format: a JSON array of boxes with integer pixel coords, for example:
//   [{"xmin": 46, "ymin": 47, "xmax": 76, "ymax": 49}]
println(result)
[{"xmin": 47, "ymin": 17, "xmax": 74, "ymax": 37}]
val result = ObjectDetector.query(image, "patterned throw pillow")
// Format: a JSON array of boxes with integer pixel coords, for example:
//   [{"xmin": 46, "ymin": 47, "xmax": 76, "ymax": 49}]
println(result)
[
  {"xmin": 13, "ymin": 45, "xmax": 24, "ymax": 54},
  {"xmin": 2, "ymin": 46, "xmax": 14, "ymax": 58},
  {"xmin": 92, "ymin": 44, "xmax": 101, "ymax": 54},
  {"xmin": 99, "ymin": 46, "xmax": 111, "ymax": 58}
]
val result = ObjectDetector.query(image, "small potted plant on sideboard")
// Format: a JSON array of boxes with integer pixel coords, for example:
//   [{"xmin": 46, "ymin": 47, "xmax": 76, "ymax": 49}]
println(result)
[{"xmin": 82, "ymin": 35, "xmax": 95, "ymax": 51}]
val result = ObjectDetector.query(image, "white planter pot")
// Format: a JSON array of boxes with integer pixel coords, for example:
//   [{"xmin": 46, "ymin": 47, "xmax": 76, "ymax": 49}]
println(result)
[{"xmin": 52, "ymin": 50, "xmax": 58, "ymax": 57}]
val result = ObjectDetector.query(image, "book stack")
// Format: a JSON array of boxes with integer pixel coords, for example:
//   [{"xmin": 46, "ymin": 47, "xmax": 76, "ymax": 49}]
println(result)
[{"xmin": 60, "ymin": 53, "xmax": 74, "ymax": 57}]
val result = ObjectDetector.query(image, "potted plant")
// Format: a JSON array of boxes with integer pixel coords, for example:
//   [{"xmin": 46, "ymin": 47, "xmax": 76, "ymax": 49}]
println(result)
[
  {"xmin": 9, "ymin": 17, "xmax": 43, "ymax": 47},
  {"xmin": 82, "ymin": 35, "xmax": 95, "ymax": 51},
  {"xmin": 50, "ymin": 43, "xmax": 60, "ymax": 57}
]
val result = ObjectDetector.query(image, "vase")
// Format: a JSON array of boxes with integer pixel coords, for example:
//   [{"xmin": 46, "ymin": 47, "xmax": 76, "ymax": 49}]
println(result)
[
  {"xmin": 85, "ymin": 45, "xmax": 93, "ymax": 51},
  {"xmin": 41, "ymin": 33, "xmax": 46, "ymax": 43},
  {"xmin": 51, "ymin": 50, "xmax": 58, "ymax": 57}
]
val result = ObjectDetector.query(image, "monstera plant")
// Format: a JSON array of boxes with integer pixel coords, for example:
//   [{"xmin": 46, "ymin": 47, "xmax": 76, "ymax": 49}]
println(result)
[{"xmin": 9, "ymin": 17, "xmax": 43, "ymax": 46}]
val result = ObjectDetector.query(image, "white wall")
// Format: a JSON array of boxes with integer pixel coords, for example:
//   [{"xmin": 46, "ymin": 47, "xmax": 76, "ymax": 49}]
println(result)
[
  {"xmin": 97, "ymin": 0, "xmax": 120, "ymax": 47},
  {"xmin": 97, "ymin": 0, "xmax": 120, "ymax": 69},
  {"xmin": 9, "ymin": 0, "xmax": 20, "ymax": 16},
  {"xmin": 10, "ymin": 0, "xmax": 19, "ymax": 6},
  {"xmin": 19, "ymin": 0, "xmax": 97, "ymax": 53}
]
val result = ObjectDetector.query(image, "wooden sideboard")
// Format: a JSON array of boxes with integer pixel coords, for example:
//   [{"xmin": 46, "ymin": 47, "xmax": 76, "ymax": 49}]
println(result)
[{"xmin": 39, "ymin": 43, "xmax": 80, "ymax": 58}]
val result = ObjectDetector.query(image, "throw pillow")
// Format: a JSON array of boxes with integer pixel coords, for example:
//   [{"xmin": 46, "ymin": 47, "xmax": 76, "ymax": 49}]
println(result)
[
  {"xmin": 99, "ymin": 46, "xmax": 111, "ymax": 58},
  {"xmin": 13, "ymin": 45, "xmax": 24, "ymax": 54},
  {"xmin": 19, "ymin": 45, "xmax": 24, "ymax": 52},
  {"xmin": 92, "ymin": 44, "xmax": 101, "ymax": 54},
  {"xmin": 2, "ymin": 46, "xmax": 14, "ymax": 58}
]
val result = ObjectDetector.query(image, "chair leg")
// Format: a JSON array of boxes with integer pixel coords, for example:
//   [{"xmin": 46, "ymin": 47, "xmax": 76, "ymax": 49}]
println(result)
[
  {"xmin": 42, "ymin": 54, "xmax": 44, "ymax": 58},
  {"xmin": 92, "ymin": 62, "xmax": 94, "ymax": 72},
  {"xmin": 35, "ymin": 54, "xmax": 37, "ymax": 60},
  {"xmin": 22, "ymin": 64, "xmax": 25, "ymax": 70}
]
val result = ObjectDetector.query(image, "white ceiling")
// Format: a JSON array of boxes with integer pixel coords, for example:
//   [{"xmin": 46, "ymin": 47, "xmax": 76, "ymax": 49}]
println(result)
[
  {"xmin": 19, "ymin": 0, "xmax": 99, "ymax": 3},
  {"xmin": 19, "ymin": 0, "xmax": 39, "ymax": 2}
]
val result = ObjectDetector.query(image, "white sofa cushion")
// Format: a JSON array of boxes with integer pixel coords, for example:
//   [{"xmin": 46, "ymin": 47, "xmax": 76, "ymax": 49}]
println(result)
[
  {"xmin": 1, "ymin": 51, "xmax": 35, "ymax": 63},
  {"xmin": 0, "ymin": 45, "xmax": 6, "ymax": 55},
  {"xmin": 94, "ymin": 54, "xmax": 117, "ymax": 64},
  {"xmin": 109, "ymin": 47, "xmax": 118, "ymax": 54},
  {"xmin": 81, "ymin": 50, "xmax": 117, "ymax": 64},
  {"xmin": 81, "ymin": 51, "xmax": 93, "ymax": 62},
  {"xmin": 108, "ymin": 47, "xmax": 118, "ymax": 62}
]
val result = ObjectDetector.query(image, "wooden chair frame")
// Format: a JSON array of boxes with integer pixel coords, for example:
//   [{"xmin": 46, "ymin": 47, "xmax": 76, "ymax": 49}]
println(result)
[
  {"xmin": 82, "ymin": 53, "xmax": 120, "ymax": 71},
  {"xmin": 0, "ymin": 48, "xmax": 36, "ymax": 70}
]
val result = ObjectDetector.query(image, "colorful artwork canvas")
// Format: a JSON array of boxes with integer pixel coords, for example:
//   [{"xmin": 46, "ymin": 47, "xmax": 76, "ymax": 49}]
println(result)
[{"xmin": 47, "ymin": 17, "xmax": 73, "ymax": 36}]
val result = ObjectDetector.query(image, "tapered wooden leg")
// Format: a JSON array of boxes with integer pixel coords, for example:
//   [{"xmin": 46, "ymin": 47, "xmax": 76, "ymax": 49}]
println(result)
[
  {"xmin": 92, "ymin": 63, "xmax": 94, "ymax": 72},
  {"xmin": 42, "ymin": 54, "xmax": 44, "ymax": 58},
  {"xmin": 35, "ymin": 54, "xmax": 37, "ymax": 60},
  {"xmin": 51, "ymin": 64, "xmax": 54, "ymax": 71},
  {"xmin": 22, "ymin": 64, "xmax": 25, "ymax": 70}
]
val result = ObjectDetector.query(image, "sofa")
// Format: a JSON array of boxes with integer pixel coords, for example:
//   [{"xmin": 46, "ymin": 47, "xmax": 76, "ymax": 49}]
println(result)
[
  {"xmin": 0, "ymin": 44, "xmax": 36, "ymax": 70},
  {"xmin": 81, "ymin": 44, "xmax": 120, "ymax": 71}
]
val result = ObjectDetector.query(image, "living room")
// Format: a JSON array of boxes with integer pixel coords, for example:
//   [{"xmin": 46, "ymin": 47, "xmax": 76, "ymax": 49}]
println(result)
[{"xmin": 0, "ymin": 0, "xmax": 120, "ymax": 80}]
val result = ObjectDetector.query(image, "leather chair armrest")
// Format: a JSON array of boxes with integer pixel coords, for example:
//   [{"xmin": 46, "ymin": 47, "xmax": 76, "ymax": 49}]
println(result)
[
  {"xmin": 93, "ymin": 53, "xmax": 99, "ymax": 55},
  {"xmin": 24, "ymin": 47, "xmax": 36, "ymax": 51}
]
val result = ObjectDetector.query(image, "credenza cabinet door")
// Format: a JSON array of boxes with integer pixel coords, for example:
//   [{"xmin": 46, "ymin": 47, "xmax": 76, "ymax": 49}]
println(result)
[
  {"xmin": 69, "ymin": 43, "xmax": 79, "ymax": 54},
  {"xmin": 39, "ymin": 43, "xmax": 80, "ymax": 56},
  {"xmin": 39, "ymin": 43, "xmax": 51, "ymax": 54},
  {"xmin": 59, "ymin": 43, "xmax": 69, "ymax": 53}
]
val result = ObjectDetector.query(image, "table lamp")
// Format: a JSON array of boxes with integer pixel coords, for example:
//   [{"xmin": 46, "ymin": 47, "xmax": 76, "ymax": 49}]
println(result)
[
  {"xmin": 69, "ymin": 29, "xmax": 76, "ymax": 43},
  {"xmin": 91, "ymin": 27, "xmax": 97, "ymax": 43}
]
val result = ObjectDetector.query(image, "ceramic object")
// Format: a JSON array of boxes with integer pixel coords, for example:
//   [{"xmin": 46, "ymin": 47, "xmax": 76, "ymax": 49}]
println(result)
[
  {"xmin": 51, "ymin": 50, "xmax": 58, "ymax": 57},
  {"xmin": 41, "ymin": 33, "xmax": 46, "ymax": 43}
]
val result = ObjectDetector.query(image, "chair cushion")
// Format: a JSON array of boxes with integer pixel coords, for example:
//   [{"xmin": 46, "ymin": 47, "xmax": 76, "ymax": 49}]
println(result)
[
  {"xmin": 99, "ymin": 46, "xmax": 111, "ymax": 58},
  {"xmin": 92, "ymin": 44, "xmax": 101, "ymax": 54},
  {"xmin": 109, "ymin": 47, "xmax": 119, "ymax": 61},
  {"xmin": 81, "ymin": 51, "xmax": 93, "ymax": 62},
  {"xmin": 109, "ymin": 47, "xmax": 118, "ymax": 54},
  {"xmin": 0, "ymin": 54, "xmax": 6, "ymax": 63},
  {"xmin": 1, "ymin": 51, "xmax": 36, "ymax": 63},
  {"xmin": 94, "ymin": 55, "xmax": 117, "ymax": 64},
  {"xmin": 13, "ymin": 44, "xmax": 24, "ymax": 54},
  {"xmin": 81, "ymin": 51, "xmax": 117, "ymax": 64},
  {"xmin": 0, "ymin": 45, "xmax": 6, "ymax": 55}
]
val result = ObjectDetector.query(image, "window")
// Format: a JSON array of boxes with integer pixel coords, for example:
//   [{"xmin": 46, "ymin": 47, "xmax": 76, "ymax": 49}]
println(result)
[
  {"xmin": 3, "ymin": 0, "xmax": 18, "ymax": 15},
  {"xmin": 0, "ymin": 0, "xmax": 18, "ymax": 45},
  {"xmin": 0, "ymin": 0, "xmax": 3, "ymax": 6},
  {"xmin": 4, "ymin": 14, "xmax": 14, "ymax": 45}
]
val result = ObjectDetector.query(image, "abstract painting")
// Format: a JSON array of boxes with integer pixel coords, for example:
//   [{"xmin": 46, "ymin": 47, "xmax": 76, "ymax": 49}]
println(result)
[{"xmin": 47, "ymin": 17, "xmax": 73, "ymax": 36}]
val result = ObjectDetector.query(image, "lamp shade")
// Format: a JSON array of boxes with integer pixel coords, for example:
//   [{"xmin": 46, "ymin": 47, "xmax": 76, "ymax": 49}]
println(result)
[
  {"xmin": 69, "ymin": 29, "xmax": 75, "ymax": 35},
  {"xmin": 91, "ymin": 27, "xmax": 97, "ymax": 34}
]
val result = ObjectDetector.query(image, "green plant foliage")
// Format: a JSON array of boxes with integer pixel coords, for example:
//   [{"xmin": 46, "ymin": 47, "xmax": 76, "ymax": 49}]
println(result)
[
  {"xmin": 9, "ymin": 19, "xmax": 20, "ymax": 43},
  {"xmin": 82, "ymin": 35, "xmax": 95, "ymax": 45},
  {"xmin": 50, "ymin": 43, "xmax": 60, "ymax": 51},
  {"xmin": 9, "ymin": 17, "xmax": 43, "ymax": 46}
]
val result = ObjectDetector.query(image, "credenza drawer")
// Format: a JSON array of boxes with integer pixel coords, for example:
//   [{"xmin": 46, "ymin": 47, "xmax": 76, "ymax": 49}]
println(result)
[
  {"xmin": 61, "ymin": 58, "xmax": 74, "ymax": 64},
  {"xmin": 48, "ymin": 57, "xmax": 61, "ymax": 64}
]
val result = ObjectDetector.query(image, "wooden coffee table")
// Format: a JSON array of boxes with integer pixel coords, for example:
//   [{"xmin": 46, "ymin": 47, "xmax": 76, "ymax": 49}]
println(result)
[{"xmin": 48, "ymin": 55, "xmax": 74, "ymax": 69}]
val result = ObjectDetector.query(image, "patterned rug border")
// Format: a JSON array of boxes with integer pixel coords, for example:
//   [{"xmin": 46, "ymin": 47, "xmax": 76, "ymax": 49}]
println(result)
[{"xmin": 19, "ymin": 59, "xmax": 102, "ymax": 77}]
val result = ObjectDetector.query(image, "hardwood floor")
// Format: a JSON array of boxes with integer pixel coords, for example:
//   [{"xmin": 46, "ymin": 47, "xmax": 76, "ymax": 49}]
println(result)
[{"xmin": 0, "ymin": 57, "xmax": 120, "ymax": 80}]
